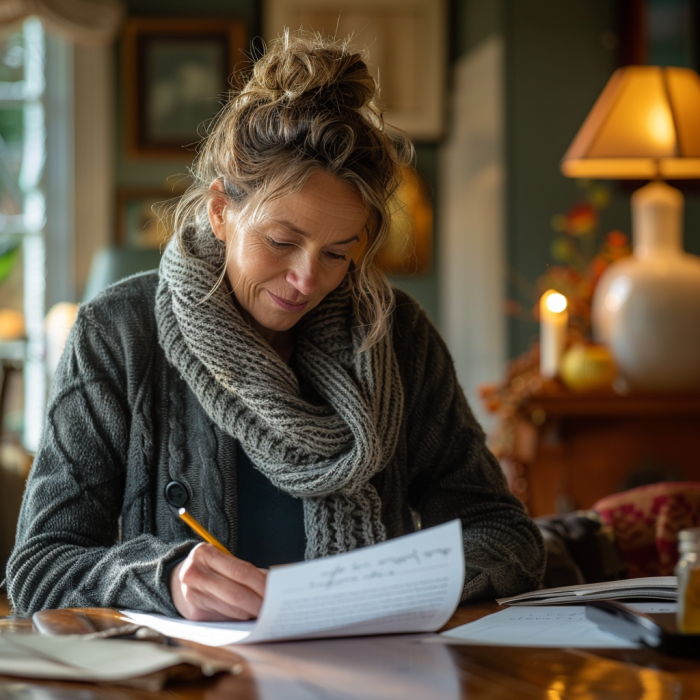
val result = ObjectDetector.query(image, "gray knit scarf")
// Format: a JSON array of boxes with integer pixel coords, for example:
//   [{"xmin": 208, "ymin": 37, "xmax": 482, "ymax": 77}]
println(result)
[{"xmin": 155, "ymin": 230, "xmax": 404, "ymax": 559}]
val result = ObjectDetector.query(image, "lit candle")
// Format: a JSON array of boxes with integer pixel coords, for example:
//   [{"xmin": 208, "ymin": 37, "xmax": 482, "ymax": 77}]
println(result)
[{"xmin": 540, "ymin": 290, "xmax": 568, "ymax": 379}]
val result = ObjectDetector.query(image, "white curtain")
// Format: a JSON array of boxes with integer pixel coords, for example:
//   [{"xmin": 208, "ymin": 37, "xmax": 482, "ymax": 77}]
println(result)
[{"xmin": 0, "ymin": 0, "xmax": 124, "ymax": 47}]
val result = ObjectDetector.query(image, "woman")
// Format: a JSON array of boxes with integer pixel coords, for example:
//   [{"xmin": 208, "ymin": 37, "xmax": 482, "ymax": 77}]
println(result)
[{"xmin": 7, "ymin": 32, "xmax": 544, "ymax": 620}]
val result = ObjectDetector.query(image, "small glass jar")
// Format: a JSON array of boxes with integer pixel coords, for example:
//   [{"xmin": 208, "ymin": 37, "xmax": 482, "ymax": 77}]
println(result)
[{"xmin": 676, "ymin": 528, "xmax": 700, "ymax": 633}]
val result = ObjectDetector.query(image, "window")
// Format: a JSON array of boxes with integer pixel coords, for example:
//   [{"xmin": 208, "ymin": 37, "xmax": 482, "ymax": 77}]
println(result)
[{"xmin": 0, "ymin": 18, "xmax": 46, "ymax": 453}]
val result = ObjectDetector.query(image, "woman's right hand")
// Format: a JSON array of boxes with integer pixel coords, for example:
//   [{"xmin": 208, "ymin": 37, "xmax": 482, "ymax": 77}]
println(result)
[{"xmin": 170, "ymin": 543, "xmax": 267, "ymax": 621}]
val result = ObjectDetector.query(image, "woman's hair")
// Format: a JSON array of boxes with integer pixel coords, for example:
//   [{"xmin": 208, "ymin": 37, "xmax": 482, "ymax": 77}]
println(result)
[{"xmin": 170, "ymin": 29, "xmax": 415, "ymax": 350}]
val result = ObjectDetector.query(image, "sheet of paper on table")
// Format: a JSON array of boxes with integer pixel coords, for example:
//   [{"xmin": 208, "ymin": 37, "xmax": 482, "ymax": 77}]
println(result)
[
  {"xmin": 439, "ymin": 602, "xmax": 677, "ymax": 648},
  {"xmin": 123, "ymin": 519, "xmax": 465, "ymax": 646},
  {"xmin": 0, "ymin": 633, "xmax": 206, "ymax": 684}
]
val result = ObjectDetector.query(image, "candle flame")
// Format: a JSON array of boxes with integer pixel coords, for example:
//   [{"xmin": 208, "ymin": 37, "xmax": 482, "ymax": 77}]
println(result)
[{"xmin": 545, "ymin": 292, "xmax": 567, "ymax": 314}]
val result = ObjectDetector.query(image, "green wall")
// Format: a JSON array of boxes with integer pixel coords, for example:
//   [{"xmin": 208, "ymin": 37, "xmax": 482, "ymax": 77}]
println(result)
[
  {"xmin": 451, "ymin": 0, "xmax": 502, "ymax": 57},
  {"xmin": 503, "ymin": 0, "xmax": 628, "ymax": 357}
]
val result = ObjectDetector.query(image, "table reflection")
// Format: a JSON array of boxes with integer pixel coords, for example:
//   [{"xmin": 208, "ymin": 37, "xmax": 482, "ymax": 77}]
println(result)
[{"xmin": 205, "ymin": 635, "xmax": 460, "ymax": 700}]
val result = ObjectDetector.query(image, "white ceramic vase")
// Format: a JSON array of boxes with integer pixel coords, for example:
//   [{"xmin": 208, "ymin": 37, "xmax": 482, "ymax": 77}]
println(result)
[{"xmin": 592, "ymin": 181, "xmax": 700, "ymax": 391}]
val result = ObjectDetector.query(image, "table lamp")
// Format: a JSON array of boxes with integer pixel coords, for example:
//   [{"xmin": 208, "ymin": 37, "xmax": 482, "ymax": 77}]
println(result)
[{"xmin": 560, "ymin": 66, "xmax": 700, "ymax": 391}]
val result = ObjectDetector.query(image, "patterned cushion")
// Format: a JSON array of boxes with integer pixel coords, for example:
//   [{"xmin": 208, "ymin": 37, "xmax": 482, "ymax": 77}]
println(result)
[{"xmin": 593, "ymin": 482, "xmax": 700, "ymax": 578}]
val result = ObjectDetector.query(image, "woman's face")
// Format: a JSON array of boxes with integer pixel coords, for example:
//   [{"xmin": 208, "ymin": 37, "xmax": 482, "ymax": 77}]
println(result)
[{"xmin": 209, "ymin": 171, "xmax": 367, "ymax": 339}]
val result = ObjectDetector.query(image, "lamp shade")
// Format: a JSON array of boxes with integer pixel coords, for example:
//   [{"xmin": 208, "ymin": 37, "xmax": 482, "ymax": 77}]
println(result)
[{"xmin": 561, "ymin": 66, "xmax": 700, "ymax": 179}]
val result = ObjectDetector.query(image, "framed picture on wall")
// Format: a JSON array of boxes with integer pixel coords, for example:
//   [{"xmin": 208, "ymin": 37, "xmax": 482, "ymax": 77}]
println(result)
[
  {"xmin": 122, "ymin": 18, "xmax": 247, "ymax": 159},
  {"xmin": 116, "ymin": 189, "xmax": 181, "ymax": 249},
  {"xmin": 264, "ymin": 0, "xmax": 446, "ymax": 140}
]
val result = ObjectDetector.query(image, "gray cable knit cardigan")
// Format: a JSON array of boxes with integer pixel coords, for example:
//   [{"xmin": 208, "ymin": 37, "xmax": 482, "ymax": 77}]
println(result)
[{"xmin": 6, "ymin": 271, "xmax": 544, "ymax": 615}]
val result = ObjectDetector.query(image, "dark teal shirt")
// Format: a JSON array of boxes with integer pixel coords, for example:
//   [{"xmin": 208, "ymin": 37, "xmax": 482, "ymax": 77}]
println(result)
[{"xmin": 234, "ymin": 443, "xmax": 307, "ymax": 568}]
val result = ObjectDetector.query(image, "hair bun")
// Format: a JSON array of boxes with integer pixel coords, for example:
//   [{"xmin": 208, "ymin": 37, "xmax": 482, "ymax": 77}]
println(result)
[{"xmin": 252, "ymin": 31, "xmax": 377, "ymax": 112}]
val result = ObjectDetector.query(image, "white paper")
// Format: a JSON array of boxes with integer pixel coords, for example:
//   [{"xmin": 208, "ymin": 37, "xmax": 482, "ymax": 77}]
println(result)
[
  {"xmin": 123, "ymin": 520, "xmax": 465, "ymax": 646},
  {"xmin": 0, "ymin": 634, "xmax": 191, "ymax": 682},
  {"xmin": 439, "ymin": 602, "xmax": 677, "ymax": 648}
]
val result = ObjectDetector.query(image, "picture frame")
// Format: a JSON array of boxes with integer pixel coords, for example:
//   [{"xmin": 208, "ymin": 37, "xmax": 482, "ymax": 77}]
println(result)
[
  {"xmin": 116, "ymin": 189, "xmax": 180, "ymax": 249},
  {"xmin": 122, "ymin": 18, "xmax": 247, "ymax": 159},
  {"xmin": 263, "ymin": 0, "xmax": 446, "ymax": 141}
]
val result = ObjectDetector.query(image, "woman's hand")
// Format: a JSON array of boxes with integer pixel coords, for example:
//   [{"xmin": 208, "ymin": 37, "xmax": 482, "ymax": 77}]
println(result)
[{"xmin": 170, "ymin": 543, "xmax": 267, "ymax": 621}]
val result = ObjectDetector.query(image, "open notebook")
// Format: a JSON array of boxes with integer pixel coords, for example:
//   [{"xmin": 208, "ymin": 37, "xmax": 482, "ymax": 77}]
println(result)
[
  {"xmin": 497, "ymin": 577, "xmax": 677, "ymax": 606},
  {"xmin": 123, "ymin": 520, "xmax": 466, "ymax": 646}
]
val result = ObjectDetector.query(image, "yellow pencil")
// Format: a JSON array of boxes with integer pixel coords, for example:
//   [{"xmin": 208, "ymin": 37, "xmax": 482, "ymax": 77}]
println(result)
[{"xmin": 178, "ymin": 508, "xmax": 232, "ymax": 557}]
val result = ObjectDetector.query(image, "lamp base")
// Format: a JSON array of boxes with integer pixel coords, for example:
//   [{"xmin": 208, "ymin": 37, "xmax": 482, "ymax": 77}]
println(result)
[{"xmin": 592, "ymin": 181, "xmax": 700, "ymax": 391}]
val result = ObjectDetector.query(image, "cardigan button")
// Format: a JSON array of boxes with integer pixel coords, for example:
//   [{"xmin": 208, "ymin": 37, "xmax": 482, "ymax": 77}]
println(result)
[{"xmin": 165, "ymin": 480, "xmax": 189, "ymax": 508}]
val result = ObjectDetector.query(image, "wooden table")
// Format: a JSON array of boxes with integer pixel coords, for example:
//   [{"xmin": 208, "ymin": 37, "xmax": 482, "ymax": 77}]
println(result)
[{"xmin": 2, "ymin": 602, "xmax": 700, "ymax": 698}]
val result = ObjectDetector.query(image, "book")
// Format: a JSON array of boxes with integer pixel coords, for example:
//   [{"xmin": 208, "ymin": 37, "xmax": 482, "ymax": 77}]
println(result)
[
  {"xmin": 122, "ymin": 520, "xmax": 466, "ymax": 646},
  {"xmin": 497, "ymin": 576, "xmax": 677, "ymax": 606}
]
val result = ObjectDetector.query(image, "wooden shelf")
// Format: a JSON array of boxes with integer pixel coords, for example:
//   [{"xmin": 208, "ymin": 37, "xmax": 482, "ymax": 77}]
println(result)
[{"xmin": 520, "ymin": 384, "xmax": 700, "ymax": 419}]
